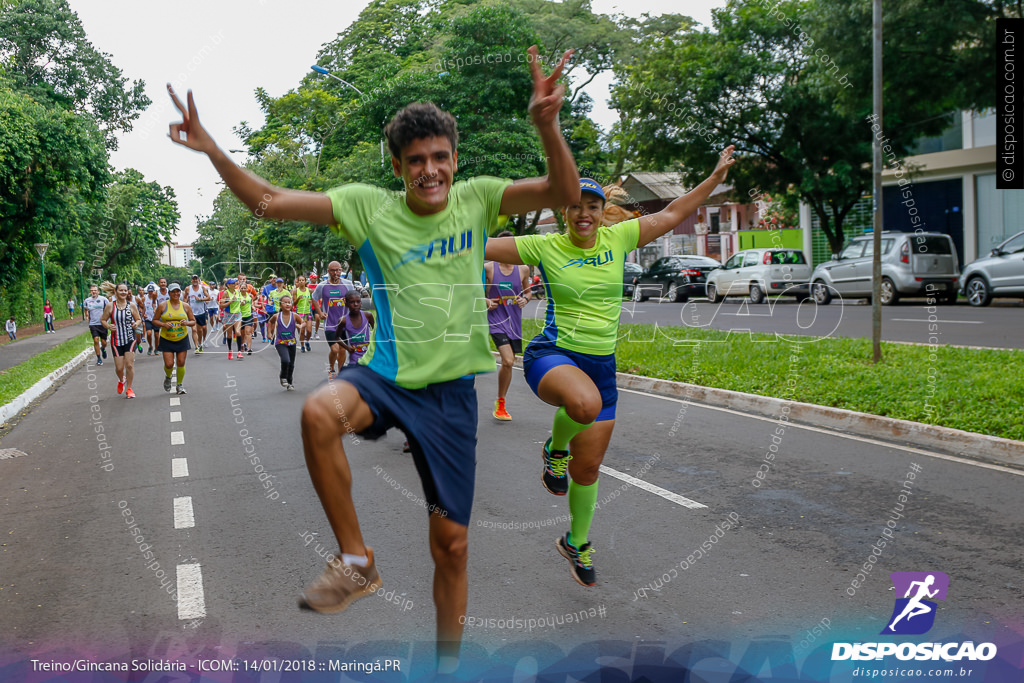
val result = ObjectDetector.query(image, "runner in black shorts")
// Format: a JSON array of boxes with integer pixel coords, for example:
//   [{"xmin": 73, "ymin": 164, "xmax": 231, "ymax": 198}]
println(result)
[
  {"xmin": 83, "ymin": 284, "xmax": 109, "ymax": 366},
  {"xmin": 100, "ymin": 282, "xmax": 143, "ymax": 398},
  {"xmin": 167, "ymin": 44, "xmax": 577, "ymax": 672},
  {"xmin": 484, "ymin": 232, "xmax": 531, "ymax": 421}
]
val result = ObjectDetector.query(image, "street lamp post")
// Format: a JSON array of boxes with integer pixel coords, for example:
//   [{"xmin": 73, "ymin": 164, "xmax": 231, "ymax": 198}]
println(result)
[
  {"xmin": 76, "ymin": 260, "xmax": 85, "ymax": 316},
  {"xmin": 34, "ymin": 243, "xmax": 49, "ymax": 322},
  {"xmin": 311, "ymin": 65, "xmax": 386, "ymax": 165}
]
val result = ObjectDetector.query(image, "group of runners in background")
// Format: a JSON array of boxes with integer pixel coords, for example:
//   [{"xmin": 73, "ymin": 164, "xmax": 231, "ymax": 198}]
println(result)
[{"xmin": 81, "ymin": 265, "xmax": 377, "ymax": 397}]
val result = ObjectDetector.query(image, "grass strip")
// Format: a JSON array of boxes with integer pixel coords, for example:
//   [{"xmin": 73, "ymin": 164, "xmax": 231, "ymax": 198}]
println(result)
[
  {"xmin": 0, "ymin": 332, "xmax": 92, "ymax": 406},
  {"xmin": 521, "ymin": 319, "xmax": 1024, "ymax": 441}
]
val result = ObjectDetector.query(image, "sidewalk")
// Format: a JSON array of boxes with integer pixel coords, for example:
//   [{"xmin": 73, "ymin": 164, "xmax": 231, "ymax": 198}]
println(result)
[{"xmin": 0, "ymin": 319, "xmax": 88, "ymax": 372}]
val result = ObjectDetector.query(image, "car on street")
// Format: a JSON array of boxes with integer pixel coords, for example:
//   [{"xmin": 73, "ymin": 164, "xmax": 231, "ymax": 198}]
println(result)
[
  {"xmin": 623, "ymin": 262, "xmax": 643, "ymax": 298},
  {"xmin": 704, "ymin": 248, "xmax": 811, "ymax": 303},
  {"xmin": 960, "ymin": 230, "xmax": 1024, "ymax": 306},
  {"xmin": 810, "ymin": 232, "xmax": 959, "ymax": 305},
  {"xmin": 632, "ymin": 255, "xmax": 722, "ymax": 302}
]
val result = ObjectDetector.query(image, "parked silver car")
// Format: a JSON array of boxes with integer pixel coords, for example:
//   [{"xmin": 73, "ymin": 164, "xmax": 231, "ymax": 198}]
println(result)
[
  {"xmin": 704, "ymin": 248, "xmax": 811, "ymax": 304},
  {"xmin": 960, "ymin": 230, "xmax": 1024, "ymax": 306},
  {"xmin": 810, "ymin": 232, "xmax": 960, "ymax": 305}
]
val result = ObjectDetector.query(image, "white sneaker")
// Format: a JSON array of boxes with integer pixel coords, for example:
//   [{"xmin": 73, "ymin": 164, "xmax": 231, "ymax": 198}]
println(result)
[{"xmin": 314, "ymin": 333, "xmax": 320, "ymax": 340}]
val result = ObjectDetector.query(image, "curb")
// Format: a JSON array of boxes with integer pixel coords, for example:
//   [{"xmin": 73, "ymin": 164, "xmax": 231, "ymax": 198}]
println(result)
[
  {"xmin": 494, "ymin": 353, "xmax": 1024, "ymax": 469},
  {"xmin": 0, "ymin": 348, "xmax": 92, "ymax": 426}
]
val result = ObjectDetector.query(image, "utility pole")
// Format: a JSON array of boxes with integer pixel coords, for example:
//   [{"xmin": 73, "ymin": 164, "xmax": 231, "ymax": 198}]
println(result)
[{"xmin": 870, "ymin": 0, "xmax": 884, "ymax": 363}]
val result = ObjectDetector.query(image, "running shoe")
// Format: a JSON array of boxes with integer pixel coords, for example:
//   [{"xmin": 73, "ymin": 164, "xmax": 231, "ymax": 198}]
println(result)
[
  {"xmin": 286, "ymin": 383, "xmax": 295, "ymax": 391},
  {"xmin": 101, "ymin": 348, "xmax": 107, "ymax": 359},
  {"xmin": 299, "ymin": 547, "xmax": 382, "ymax": 613},
  {"xmin": 314, "ymin": 333, "xmax": 320, "ymax": 340},
  {"xmin": 542, "ymin": 438, "xmax": 570, "ymax": 495},
  {"xmin": 299, "ymin": 345, "xmax": 305, "ymax": 353},
  {"xmin": 196, "ymin": 345, "xmax": 203, "ymax": 354},
  {"xmin": 228, "ymin": 351, "xmax": 233, "ymax": 359},
  {"xmin": 117, "ymin": 378, "xmax": 125, "ymax": 394},
  {"xmin": 237, "ymin": 352, "xmax": 244, "ymax": 361},
  {"xmin": 96, "ymin": 358, "xmax": 103, "ymax": 366},
  {"xmin": 125, "ymin": 388, "xmax": 136, "ymax": 399},
  {"xmin": 305, "ymin": 342, "xmax": 312, "ymax": 352},
  {"xmin": 280, "ymin": 378, "xmax": 288, "ymax": 387},
  {"xmin": 176, "ymin": 384, "xmax": 187, "ymax": 395},
  {"xmin": 247, "ymin": 348, "xmax": 252, "ymax": 355},
  {"xmin": 163, "ymin": 376, "xmax": 172, "ymax": 392},
  {"xmin": 556, "ymin": 533, "xmax": 596, "ymax": 587},
  {"xmin": 493, "ymin": 398, "xmax": 512, "ymax": 421}
]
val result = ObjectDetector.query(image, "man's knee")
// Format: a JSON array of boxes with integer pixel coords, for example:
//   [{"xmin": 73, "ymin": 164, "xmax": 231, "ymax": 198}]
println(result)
[
  {"xmin": 500, "ymin": 355, "xmax": 514, "ymax": 370},
  {"xmin": 432, "ymin": 532, "xmax": 468, "ymax": 567}
]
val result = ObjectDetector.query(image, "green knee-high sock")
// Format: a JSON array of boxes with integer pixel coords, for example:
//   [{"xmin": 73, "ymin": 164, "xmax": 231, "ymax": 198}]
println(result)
[
  {"xmin": 164, "ymin": 365, "xmax": 173, "ymax": 378},
  {"xmin": 176, "ymin": 365, "xmax": 185, "ymax": 383},
  {"xmin": 551, "ymin": 406, "xmax": 592, "ymax": 451},
  {"xmin": 568, "ymin": 479, "xmax": 599, "ymax": 547}
]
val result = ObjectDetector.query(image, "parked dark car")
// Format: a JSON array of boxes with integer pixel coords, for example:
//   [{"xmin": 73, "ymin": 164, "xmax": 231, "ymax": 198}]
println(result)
[
  {"xmin": 633, "ymin": 255, "xmax": 722, "ymax": 302},
  {"xmin": 623, "ymin": 262, "xmax": 643, "ymax": 298}
]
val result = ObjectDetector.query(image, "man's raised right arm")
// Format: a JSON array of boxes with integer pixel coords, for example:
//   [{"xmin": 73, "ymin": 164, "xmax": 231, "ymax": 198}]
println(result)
[{"xmin": 167, "ymin": 85, "xmax": 334, "ymax": 226}]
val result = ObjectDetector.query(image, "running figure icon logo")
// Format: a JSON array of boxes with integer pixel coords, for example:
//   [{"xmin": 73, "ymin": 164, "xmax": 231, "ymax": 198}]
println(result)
[{"xmin": 881, "ymin": 572, "xmax": 949, "ymax": 635}]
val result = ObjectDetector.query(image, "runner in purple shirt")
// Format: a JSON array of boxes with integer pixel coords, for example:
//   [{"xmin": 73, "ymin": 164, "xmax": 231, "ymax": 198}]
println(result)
[
  {"xmin": 339, "ymin": 290, "xmax": 374, "ymax": 367},
  {"xmin": 311, "ymin": 260, "xmax": 349, "ymax": 378},
  {"xmin": 485, "ymin": 230, "xmax": 531, "ymax": 421}
]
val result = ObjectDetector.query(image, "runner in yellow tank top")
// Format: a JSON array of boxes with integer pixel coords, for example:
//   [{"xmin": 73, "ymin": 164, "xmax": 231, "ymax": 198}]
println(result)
[
  {"xmin": 153, "ymin": 283, "xmax": 196, "ymax": 395},
  {"xmin": 292, "ymin": 275, "xmax": 314, "ymax": 353}
]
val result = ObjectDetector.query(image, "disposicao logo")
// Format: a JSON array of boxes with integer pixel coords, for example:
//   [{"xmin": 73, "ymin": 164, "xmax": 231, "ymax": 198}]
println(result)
[
  {"xmin": 882, "ymin": 571, "xmax": 948, "ymax": 635},
  {"xmin": 831, "ymin": 571, "xmax": 997, "ymax": 663}
]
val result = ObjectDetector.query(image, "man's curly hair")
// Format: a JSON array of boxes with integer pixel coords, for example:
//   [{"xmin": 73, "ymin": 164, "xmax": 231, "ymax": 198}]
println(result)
[{"xmin": 383, "ymin": 102, "xmax": 459, "ymax": 160}]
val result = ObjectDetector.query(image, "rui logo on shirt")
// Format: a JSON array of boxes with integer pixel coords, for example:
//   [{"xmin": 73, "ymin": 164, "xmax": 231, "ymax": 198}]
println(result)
[
  {"xmin": 396, "ymin": 229, "xmax": 474, "ymax": 269},
  {"xmin": 560, "ymin": 250, "xmax": 614, "ymax": 269}
]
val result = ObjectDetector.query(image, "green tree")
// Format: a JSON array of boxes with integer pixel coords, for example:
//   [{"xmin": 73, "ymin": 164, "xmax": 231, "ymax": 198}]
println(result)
[
  {"xmin": 0, "ymin": 81, "xmax": 109, "ymax": 289},
  {"xmin": 96, "ymin": 169, "xmax": 180, "ymax": 275},
  {"xmin": 0, "ymin": 0, "xmax": 150, "ymax": 149}
]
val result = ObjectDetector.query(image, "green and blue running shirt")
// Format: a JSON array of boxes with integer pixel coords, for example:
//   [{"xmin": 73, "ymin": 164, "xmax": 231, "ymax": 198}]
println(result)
[
  {"xmin": 515, "ymin": 219, "xmax": 641, "ymax": 356},
  {"xmin": 327, "ymin": 176, "xmax": 512, "ymax": 389}
]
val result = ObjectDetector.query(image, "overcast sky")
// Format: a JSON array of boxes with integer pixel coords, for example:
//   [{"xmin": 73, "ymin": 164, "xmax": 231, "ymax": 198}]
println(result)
[{"xmin": 69, "ymin": 0, "xmax": 727, "ymax": 245}]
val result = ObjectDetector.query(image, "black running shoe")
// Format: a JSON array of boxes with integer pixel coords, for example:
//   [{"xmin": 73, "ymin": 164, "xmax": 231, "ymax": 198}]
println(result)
[
  {"xmin": 101, "ymin": 348, "xmax": 107, "ymax": 359},
  {"xmin": 541, "ymin": 438, "xmax": 570, "ymax": 495},
  {"xmin": 557, "ymin": 533, "xmax": 596, "ymax": 586}
]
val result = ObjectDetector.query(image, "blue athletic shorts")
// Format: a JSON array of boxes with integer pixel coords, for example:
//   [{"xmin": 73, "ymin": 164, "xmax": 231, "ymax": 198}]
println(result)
[
  {"xmin": 523, "ymin": 337, "xmax": 617, "ymax": 421},
  {"xmin": 334, "ymin": 365, "xmax": 478, "ymax": 526}
]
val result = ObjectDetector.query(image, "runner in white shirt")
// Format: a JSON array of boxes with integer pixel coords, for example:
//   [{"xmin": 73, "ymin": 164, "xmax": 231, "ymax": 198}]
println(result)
[
  {"xmin": 186, "ymin": 274, "xmax": 212, "ymax": 353},
  {"xmin": 83, "ymin": 285, "xmax": 109, "ymax": 365}
]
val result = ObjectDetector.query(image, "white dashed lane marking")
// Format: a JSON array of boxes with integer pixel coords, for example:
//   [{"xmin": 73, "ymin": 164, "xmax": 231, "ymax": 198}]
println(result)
[
  {"xmin": 176, "ymin": 563, "xmax": 206, "ymax": 619},
  {"xmin": 171, "ymin": 431, "xmax": 185, "ymax": 445},
  {"xmin": 171, "ymin": 458, "xmax": 189, "ymax": 478},
  {"xmin": 173, "ymin": 496, "xmax": 195, "ymax": 529},
  {"xmin": 170, "ymin": 397, "xmax": 181, "ymax": 406},
  {"xmin": 170, "ymin": 411, "xmax": 182, "ymax": 423}
]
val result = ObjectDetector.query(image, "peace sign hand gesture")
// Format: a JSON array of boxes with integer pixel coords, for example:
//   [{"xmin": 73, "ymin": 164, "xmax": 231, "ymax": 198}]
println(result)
[
  {"xmin": 167, "ymin": 84, "xmax": 216, "ymax": 155},
  {"xmin": 526, "ymin": 45, "xmax": 574, "ymax": 130}
]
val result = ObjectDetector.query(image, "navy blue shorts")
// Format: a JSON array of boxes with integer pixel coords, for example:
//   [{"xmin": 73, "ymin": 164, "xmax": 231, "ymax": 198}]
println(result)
[
  {"xmin": 335, "ymin": 365, "xmax": 478, "ymax": 526},
  {"xmin": 523, "ymin": 337, "xmax": 618, "ymax": 421}
]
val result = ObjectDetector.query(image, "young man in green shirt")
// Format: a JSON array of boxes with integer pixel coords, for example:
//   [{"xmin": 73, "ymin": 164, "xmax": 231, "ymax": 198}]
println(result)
[
  {"xmin": 167, "ymin": 45, "xmax": 578, "ymax": 670},
  {"xmin": 484, "ymin": 149, "xmax": 735, "ymax": 587}
]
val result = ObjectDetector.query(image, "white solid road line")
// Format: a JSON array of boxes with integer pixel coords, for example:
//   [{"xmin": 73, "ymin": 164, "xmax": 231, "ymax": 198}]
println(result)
[
  {"xmin": 171, "ymin": 458, "xmax": 189, "ymax": 478},
  {"xmin": 599, "ymin": 465, "xmax": 708, "ymax": 509},
  {"xmin": 619, "ymin": 387, "xmax": 1024, "ymax": 478},
  {"xmin": 170, "ymin": 397, "xmax": 181, "ymax": 407},
  {"xmin": 173, "ymin": 496, "xmax": 195, "ymax": 529},
  {"xmin": 176, "ymin": 563, "xmax": 206, "ymax": 620},
  {"xmin": 170, "ymin": 411, "xmax": 182, "ymax": 423},
  {"xmin": 171, "ymin": 431, "xmax": 184, "ymax": 445}
]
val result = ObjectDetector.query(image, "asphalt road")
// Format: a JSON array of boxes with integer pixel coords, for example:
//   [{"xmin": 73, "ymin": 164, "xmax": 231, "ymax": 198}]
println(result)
[
  {"xmin": 523, "ymin": 297, "xmax": 1024, "ymax": 349},
  {"xmin": 0, "ymin": 336, "xmax": 1021, "ymax": 680}
]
